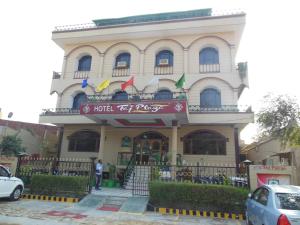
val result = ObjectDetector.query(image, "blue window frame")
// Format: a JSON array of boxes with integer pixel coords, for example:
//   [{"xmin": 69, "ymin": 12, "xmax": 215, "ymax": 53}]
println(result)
[
  {"xmin": 199, "ymin": 47, "xmax": 219, "ymax": 64},
  {"xmin": 154, "ymin": 89, "xmax": 173, "ymax": 100},
  {"xmin": 72, "ymin": 93, "xmax": 87, "ymax": 109},
  {"xmin": 112, "ymin": 91, "xmax": 128, "ymax": 101},
  {"xmin": 155, "ymin": 50, "xmax": 173, "ymax": 66},
  {"xmin": 115, "ymin": 53, "xmax": 131, "ymax": 68},
  {"xmin": 200, "ymin": 88, "xmax": 221, "ymax": 107},
  {"xmin": 78, "ymin": 55, "xmax": 92, "ymax": 71}
]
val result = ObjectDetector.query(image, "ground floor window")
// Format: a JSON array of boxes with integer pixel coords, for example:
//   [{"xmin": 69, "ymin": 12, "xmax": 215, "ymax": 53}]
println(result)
[
  {"xmin": 183, "ymin": 130, "xmax": 226, "ymax": 155},
  {"xmin": 68, "ymin": 130, "xmax": 100, "ymax": 152}
]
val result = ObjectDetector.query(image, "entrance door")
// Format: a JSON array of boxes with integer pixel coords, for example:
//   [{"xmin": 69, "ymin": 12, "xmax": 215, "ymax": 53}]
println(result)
[{"xmin": 134, "ymin": 132, "xmax": 169, "ymax": 164}]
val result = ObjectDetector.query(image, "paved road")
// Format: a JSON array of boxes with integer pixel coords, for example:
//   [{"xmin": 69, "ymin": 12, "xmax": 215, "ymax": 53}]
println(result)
[{"xmin": 0, "ymin": 199, "xmax": 245, "ymax": 225}]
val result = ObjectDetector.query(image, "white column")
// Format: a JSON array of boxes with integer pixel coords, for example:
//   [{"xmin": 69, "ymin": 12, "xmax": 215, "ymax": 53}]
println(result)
[
  {"xmin": 171, "ymin": 121, "xmax": 178, "ymax": 165},
  {"xmin": 99, "ymin": 53, "xmax": 104, "ymax": 77},
  {"xmin": 183, "ymin": 48, "xmax": 188, "ymax": 74},
  {"xmin": 233, "ymin": 89, "xmax": 239, "ymax": 105},
  {"xmin": 98, "ymin": 125, "xmax": 106, "ymax": 160},
  {"xmin": 56, "ymin": 93, "xmax": 62, "ymax": 108},
  {"xmin": 139, "ymin": 50, "xmax": 145, "ymax": 76},
  {"xmin": 62, "ymin": 56, "xmax": 67, "ymax": 79},
  {"xmin": 230, "ymin": 45, "xmax": 236, "ymax": 72}
]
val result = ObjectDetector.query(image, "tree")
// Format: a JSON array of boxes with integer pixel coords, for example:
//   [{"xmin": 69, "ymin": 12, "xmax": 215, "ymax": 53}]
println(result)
[
  {"xmin": 256, "ymin": 94, "xmax": 300, "ymax": 147},
  {"xmin": 0, "ymin": 135, "xmax": 26, "ymax": 156}
]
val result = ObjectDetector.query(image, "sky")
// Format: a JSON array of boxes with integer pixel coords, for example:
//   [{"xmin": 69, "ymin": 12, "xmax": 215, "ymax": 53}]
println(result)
[{"xmin": 0, "ymin": 0, "xmax": 300, "ymax": 144}]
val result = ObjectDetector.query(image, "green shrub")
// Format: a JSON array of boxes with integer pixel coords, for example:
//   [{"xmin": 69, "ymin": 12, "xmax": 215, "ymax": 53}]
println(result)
[
  {"xmin": 30, "ymin": 175, "xmax": 88, "ymax": 196},
  {"xmin": 149, "ymin": 181, "xmax": 248, "ymax": 214}
]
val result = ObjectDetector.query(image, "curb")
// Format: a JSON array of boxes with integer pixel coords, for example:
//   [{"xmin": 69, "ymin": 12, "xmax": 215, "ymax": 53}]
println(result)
[
  {"xmin": 155, "ymin": 208, "xmax": 245, "ymax": 220},
  {"xmin": 22, "ymin": 194, "xmax": 79, "ymax": 203}
]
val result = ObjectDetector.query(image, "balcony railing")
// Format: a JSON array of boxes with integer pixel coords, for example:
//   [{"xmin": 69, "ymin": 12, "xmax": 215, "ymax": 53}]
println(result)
[
  {"xmin": 154, "ymin": 66, "xmax": 173, "ymax": 75},
  {"xmin": 189, "ymin": 105, "xmax": 252, "ymax": 113},
  {"xmin": 41, "ymin": 105, "xmax": 252, "ymax": 116},
  {"xmin": 87, "ymin": 91, "xmax": 187, "ymax": 102},
  {"xmin": 52, "ymin": 71, "xmax": 61, "ymax": 79},
  {"xmin": 112, "ymin": 68, "xmax": 130, "ymax": 77},
  {"xmin": 199, "ymin": 64, "xmax": 220, "ymax": 73},
  {"xmin": 40, "ymin": 108, "xmax": 80, "ymax": 116},
  {"xmin": 74, "ymin": 71, "xmax": 89, "ymax": 79}
]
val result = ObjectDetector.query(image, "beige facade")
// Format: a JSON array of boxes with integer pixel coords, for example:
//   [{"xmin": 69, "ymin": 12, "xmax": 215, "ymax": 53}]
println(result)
[
  {"xmin": 0, "ymin": 119, "xmax": 59, "ymax": 157},
  {"xmin": 39, "ymin": 9, "xmax": 253, "ymax": 168}
]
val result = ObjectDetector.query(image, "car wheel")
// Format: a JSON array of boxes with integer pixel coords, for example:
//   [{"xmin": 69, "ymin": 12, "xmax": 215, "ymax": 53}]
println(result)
[{"xmin": 10, "ymin": 186, "xmax": 22, "ymax": 201}]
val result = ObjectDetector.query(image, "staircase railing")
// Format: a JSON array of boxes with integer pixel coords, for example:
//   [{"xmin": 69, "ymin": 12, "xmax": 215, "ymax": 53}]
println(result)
[{"xmin": 122, "ymin": 154, "xmax": 136, "ymax": 188}]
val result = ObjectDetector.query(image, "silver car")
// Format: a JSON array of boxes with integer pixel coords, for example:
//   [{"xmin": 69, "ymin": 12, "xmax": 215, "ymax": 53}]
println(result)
[{"xmin": 246, "ymin": 185, "xmax": 300, "ymax": 225}]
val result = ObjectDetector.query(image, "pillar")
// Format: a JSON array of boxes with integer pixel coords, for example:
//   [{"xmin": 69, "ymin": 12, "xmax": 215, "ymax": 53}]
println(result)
[
  {"xmin": 99, "ymin": 53, "xmax": 104, "ymax": 77},
  {"xmin": 234, "ymin": 127, "xmax": 240, "ymax": 173},
  {"xmin": 229, "ymin": 44, "xmax": 236, "ymax": 72},
  {"xmin": 171, "ymin": 120, "xmax": 178, "ymax": 165},
  {"xmin": 62, "ymin": 56, "xmax": 67, "ymax": 79},
  {"xmin": 98, "ymin": 121, "xmax": 107, "ymax": 160},
  {"xmin": 56, "ymin": 93, "xmax": 62, "ymax": 108},
  {"xmin": 183, "ymin": 48, "xmax": 189, "ymax": 74},
  {"xmin": 57, "ymin": 127, "xmax": 64, "ymax": 159},
  {"xmin": 139, "ymin": 50, "xmax": 145, "ymax": 76}
]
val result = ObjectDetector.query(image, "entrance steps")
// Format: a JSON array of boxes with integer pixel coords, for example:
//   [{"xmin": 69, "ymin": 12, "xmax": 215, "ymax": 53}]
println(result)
[{"xmin": 124, "ymin": 165, "xmax": 151, "ymax": 191}]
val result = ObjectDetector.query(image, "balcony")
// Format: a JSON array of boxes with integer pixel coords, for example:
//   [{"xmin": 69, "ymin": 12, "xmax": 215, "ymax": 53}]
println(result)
[
  {"xmin": 199, "ymin": 64, "xmax": 220, "ymax": 73},
  {"xmin": 41, "ymin": 108, "xmax": 80, "ymax": 116},
  {"xmin": 52, "ymin": 71, "xmax": 61, "ymax": 79},
  {"xmin": 189, "ymin": 105, "xmax": 252, "ymax": 113},
  {"xmin": 74, "ymin": 71, "xmax": 89, "ymax": 79},
  {"xmin": 154, "ymin": 66, "xmax": 173, "ymax": 75},
  {"xmin": 112, "ymin": 68, "xmax": 130, "ymax": 77},
  {"xmin": 87, "ymin": 91, "xmax": 186, "ymax": 102}
]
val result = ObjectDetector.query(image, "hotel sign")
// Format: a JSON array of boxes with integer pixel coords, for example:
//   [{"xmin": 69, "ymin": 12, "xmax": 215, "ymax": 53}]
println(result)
[{"xmin": 80, "ymin": 100, "xmax": 186, "ymax": 115}]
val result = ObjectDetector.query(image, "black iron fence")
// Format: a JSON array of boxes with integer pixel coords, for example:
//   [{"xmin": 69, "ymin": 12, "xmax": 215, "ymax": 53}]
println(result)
[
  {"xmin": 127, "ymin": 161, "xmax": 248, "ymax": 196},
  {"xmin": 15, "ymin": 156, "xmax": 95, "ymax": 193}
]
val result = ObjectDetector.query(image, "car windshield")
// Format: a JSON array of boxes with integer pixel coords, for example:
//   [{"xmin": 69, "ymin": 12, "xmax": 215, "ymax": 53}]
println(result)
[{"xmin": 275, "ymin": 193, "xmax": 300, "ymax": 210}]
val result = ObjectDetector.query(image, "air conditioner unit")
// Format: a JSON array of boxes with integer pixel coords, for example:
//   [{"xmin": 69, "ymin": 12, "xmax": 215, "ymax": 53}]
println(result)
[
  {"xmin": 116, "ymin": 61, "xmax": 128, "ymax": 68},
  {"xmin": 158, "ymin": 59, "xmax": 169, "ymax": 66}
]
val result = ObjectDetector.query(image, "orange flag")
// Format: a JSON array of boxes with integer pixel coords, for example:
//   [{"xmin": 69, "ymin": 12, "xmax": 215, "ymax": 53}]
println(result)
[{"xmin": 121, "ymin": 76, "xmax": 134, "ymax": 90}]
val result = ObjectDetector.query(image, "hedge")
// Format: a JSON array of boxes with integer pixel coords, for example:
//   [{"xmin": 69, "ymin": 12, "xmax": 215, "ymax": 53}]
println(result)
[
  {"xmin": 149, "ymin": 181, "xmax": 249, "ymax": 213},
  {"xmin": 30, "ymin": 175, "xmax": 88, "ymax": 197}
]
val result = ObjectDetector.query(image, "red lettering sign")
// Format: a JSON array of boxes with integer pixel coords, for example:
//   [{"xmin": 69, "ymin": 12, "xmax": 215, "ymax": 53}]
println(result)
[{"xmin": 80, "ymin": 100, "xmax": 186, "ymax": 115}]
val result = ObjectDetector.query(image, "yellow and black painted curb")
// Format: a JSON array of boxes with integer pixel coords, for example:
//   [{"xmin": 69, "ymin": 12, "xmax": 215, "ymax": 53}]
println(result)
[
  {"xmin": 155, "ymin": 208, "xmax": 245, "ymax": 220},
  {"xmin": 22, "ymin": 194, "xmax": 79, "ymax": 203}
]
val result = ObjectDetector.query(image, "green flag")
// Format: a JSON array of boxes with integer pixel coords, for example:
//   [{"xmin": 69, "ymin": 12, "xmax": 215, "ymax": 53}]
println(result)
[{"xmin": 175, "ymin": 73, "xmax": 185, "ymax": 89}]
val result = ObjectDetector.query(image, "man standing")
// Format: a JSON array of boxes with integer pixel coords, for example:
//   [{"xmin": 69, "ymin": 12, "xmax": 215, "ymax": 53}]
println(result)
[{"xmin": 95, "ymin": 159, "xmax": 103, "ymax": 190}]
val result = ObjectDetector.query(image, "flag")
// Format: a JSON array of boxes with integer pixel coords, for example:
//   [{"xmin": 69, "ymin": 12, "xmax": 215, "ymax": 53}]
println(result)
[
  {"xmin": 147, "ymin": 77, "xmax": 159, "ymax": 86},
  {"xmin": 121, "ymin": 76, "xmax": 134, "ymax": 91},
  {"xmin": 175, "ymin": 73, "xmax": 185, "ymax": 89},
  {"xmin": 96, "ymin": 80, "xmax": 110, "ymax": 92},
  {"xmin": 82, "ymin": 79, "xmax": 88, "ymax": 88}
]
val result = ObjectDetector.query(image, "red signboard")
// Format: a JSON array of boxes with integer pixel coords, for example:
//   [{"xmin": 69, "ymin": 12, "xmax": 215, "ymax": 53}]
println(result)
[{"xmin": 80, "ymin": 100, "xmax": 187, "ymax": 115}]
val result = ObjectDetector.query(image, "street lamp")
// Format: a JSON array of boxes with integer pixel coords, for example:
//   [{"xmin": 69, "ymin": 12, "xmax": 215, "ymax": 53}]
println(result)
[{"xmin": 243, "ymin": 159, "xmax": 252, "ymax": 189}]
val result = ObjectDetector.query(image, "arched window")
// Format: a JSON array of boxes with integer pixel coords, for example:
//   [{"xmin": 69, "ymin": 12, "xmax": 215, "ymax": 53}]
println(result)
[
  {"xmin": 78, "ymin": 55, "xmax": 92, "ymax": 71},
  {"xmin": 155, "ymin": 50, "xmax": 173, "ymax": 66},
  {"xmin": 112, "ymin": 91, "xmax": 128, "ymax": 101},
  {"xmin": 72, "ymin": 93, "xmax": 87, "ymax": 109},
  {"xmin": 200, "ymin": 88, "xmax": 221, "ymax": 108},
  {"xmin": 183, "ymin": 130, "xmax": 226, "ymax": 155},
  {"xmin": 115, "ymin": 53, "xmax": 131, "ymax": 68},
  {"xmin": 199, "ymin": 47, "xmax": 219, "ymax": 65},
  {"xmin": 154, "ymin": 89, "xmax": 173, "ymax": 100},
  {"xmin": 68, "ymin": 130, "xmax": 100, "ymax": 152}
]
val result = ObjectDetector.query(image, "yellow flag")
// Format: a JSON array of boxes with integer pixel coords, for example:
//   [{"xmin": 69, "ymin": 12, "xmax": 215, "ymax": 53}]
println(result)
[{"xmin": 96, "ymin": 80, "xmax": 110, "ymax": 92}]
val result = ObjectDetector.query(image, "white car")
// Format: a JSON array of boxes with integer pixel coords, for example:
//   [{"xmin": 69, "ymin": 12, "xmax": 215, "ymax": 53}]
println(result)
[{"xmin": 0, "ymin": 165, "xmax": 24, "ymax": 200}]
